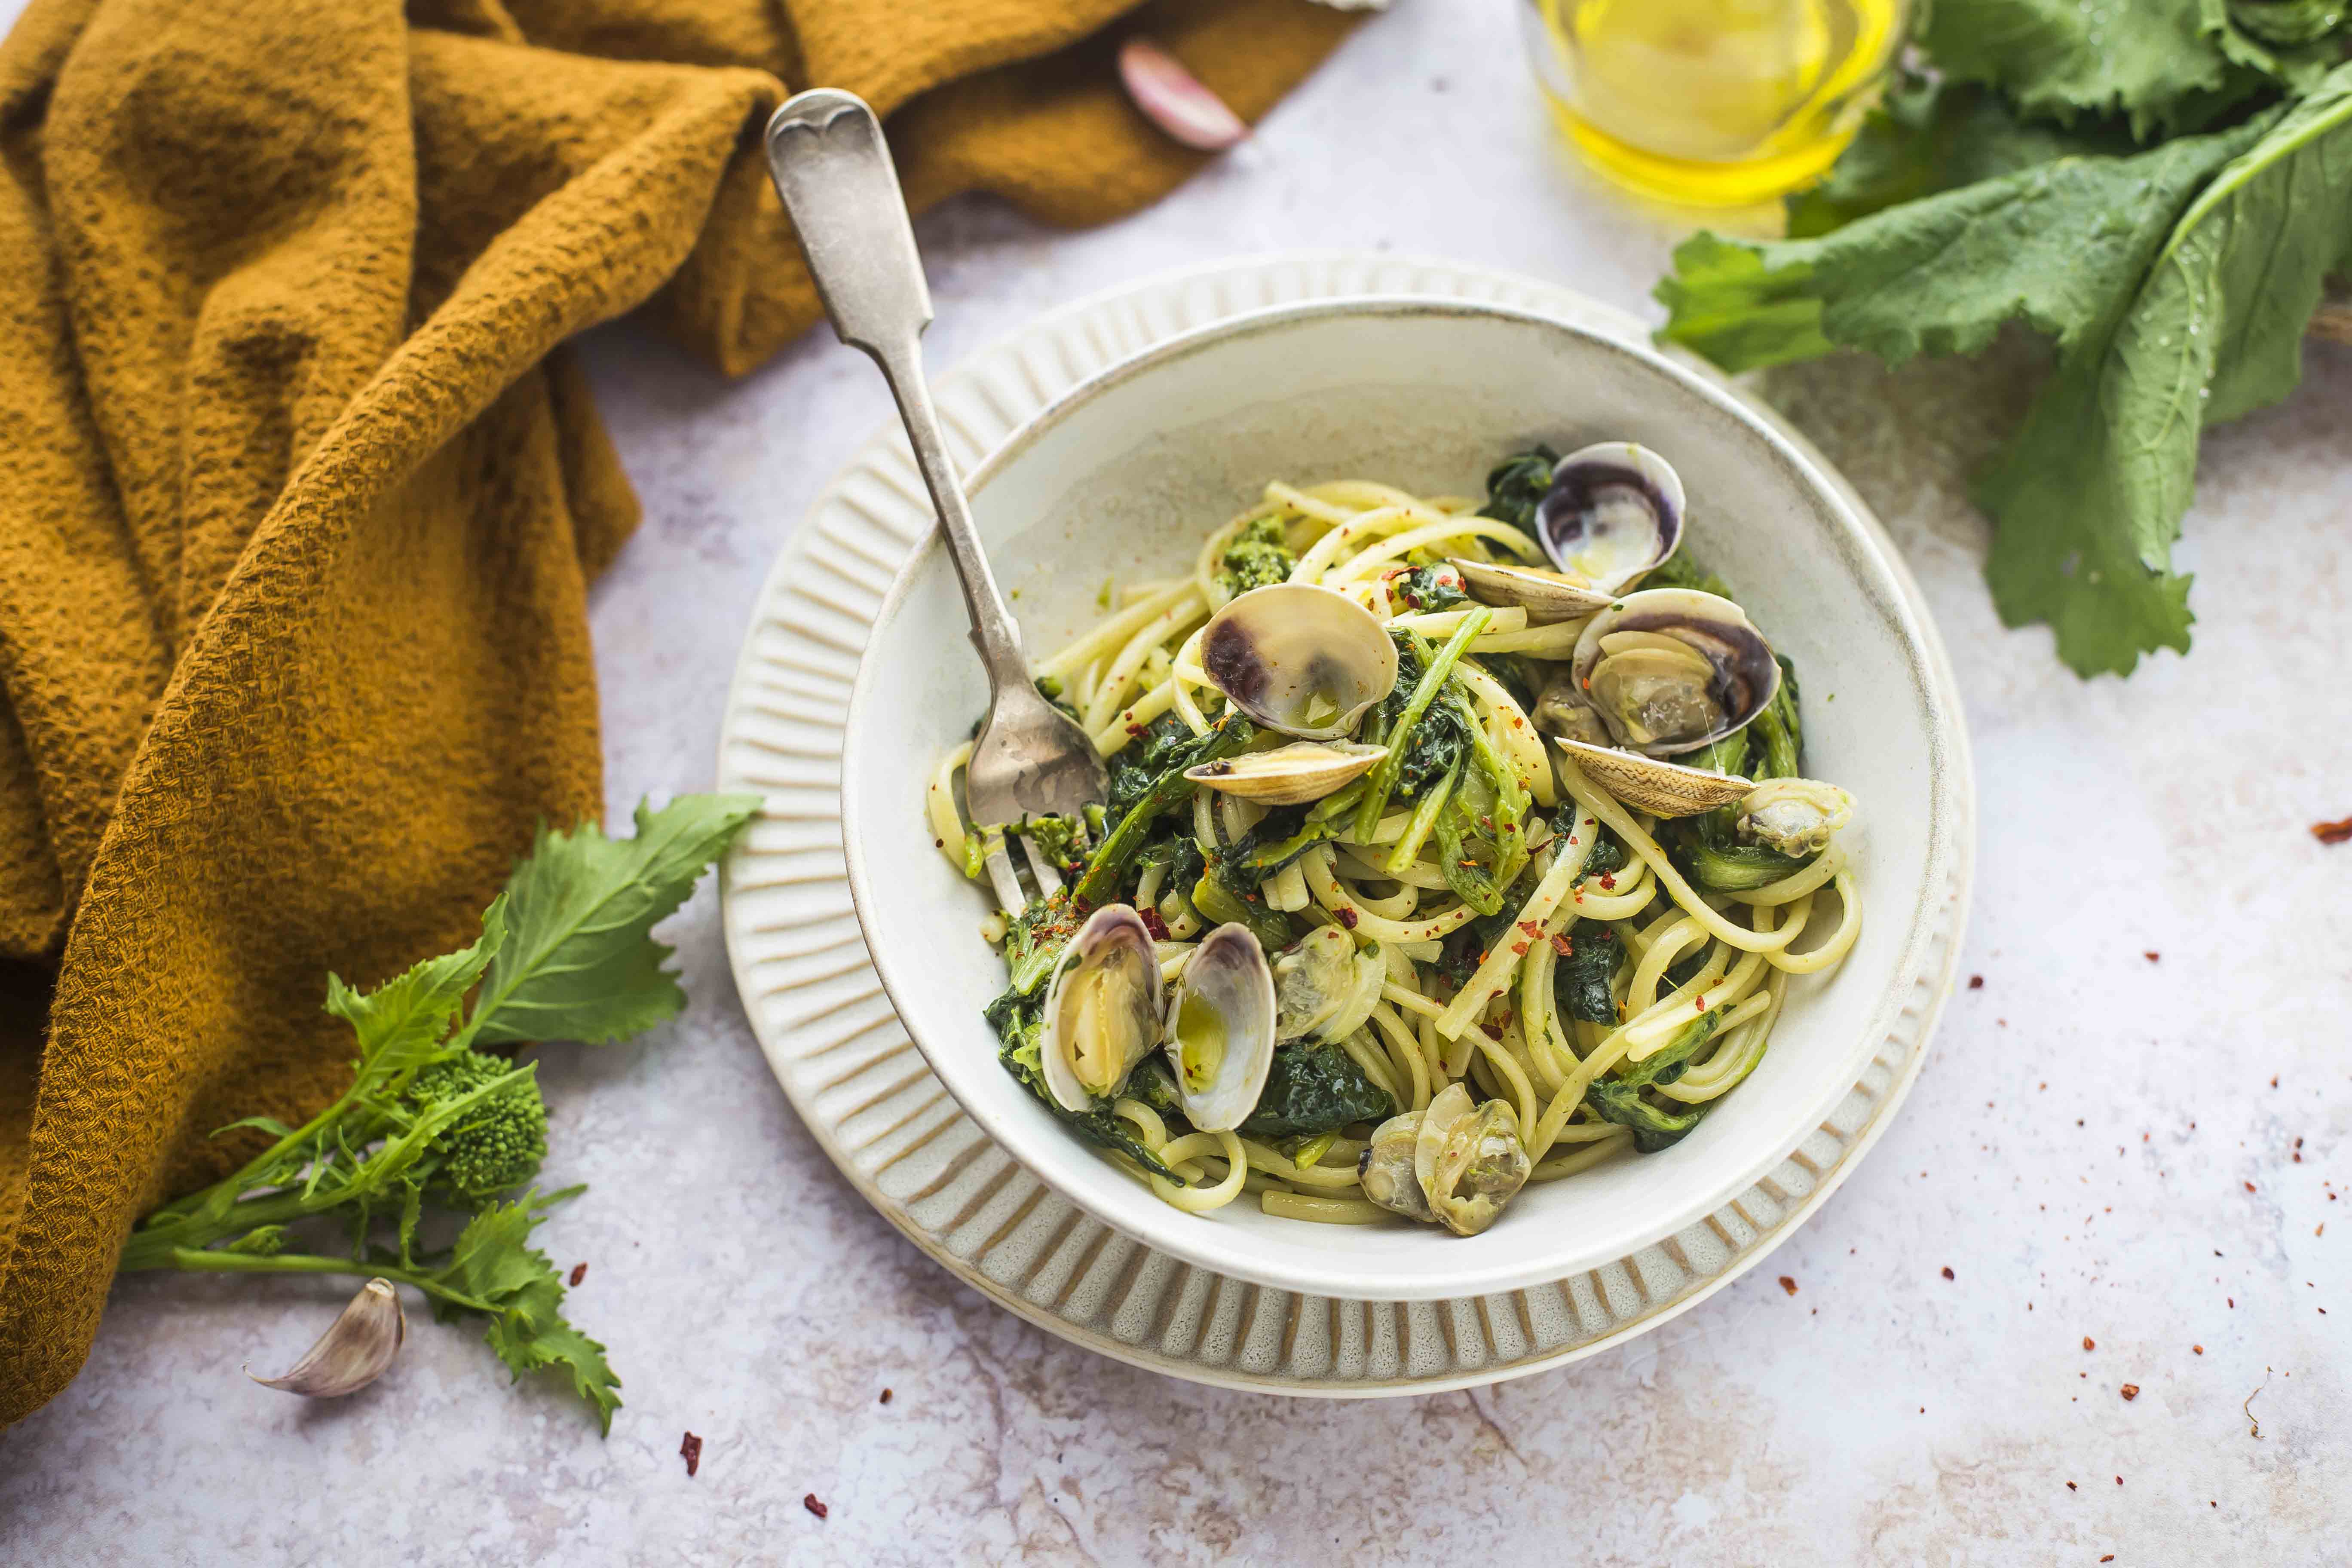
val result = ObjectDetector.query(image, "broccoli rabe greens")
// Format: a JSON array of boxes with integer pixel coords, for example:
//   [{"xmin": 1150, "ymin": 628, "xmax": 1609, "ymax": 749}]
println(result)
[
  {"xmin": 1215, "ymin": 517, "xmax": 1296, "ymax": 598},
  {"xmin": 119, "ymin": 794, "xmax": 759, "ymax": 1433},
  {"xmin": 1476, "ymin": 445, "xmax": 1559, "ymax": 533}
]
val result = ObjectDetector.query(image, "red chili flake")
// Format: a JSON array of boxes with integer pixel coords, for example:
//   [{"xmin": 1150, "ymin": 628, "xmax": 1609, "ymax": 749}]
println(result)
[
  {"xmin": 570, "ymin": 1262, "xmax": 588, "ymax": 1287},
  {"xmin": 2083, "ymin": 1336, "xmax": 2096, "ymax": 1351},
  {"xmin": 1493, "ymin": 1010, "xmax": 1513, "ymax": 1030},
  {"xmin": 1125, "ymin": 723, "xmax": 1147, "ymax": 737},
  {"xmin": 2120, "ymin": 1384, "xmax": 2139, "ymax": 1401},
  {"xmin": 1476, "ymin": 951, "xmax": 1489, "ymax": 964},
  {"xmin": 1941, "ymin": 1266, "xmax": 1955, "ymax": 1280},
  {"xmin": 2193, "ymin": 1345, "xmax": 2204, "ymax": 1354},
  {"xmin": 2115, "ymin": 1477, "xmax": 2123, "ymax": 1486},
  {"xmin": 2101, "ymin": 1557, "xmax": 2116, "ymax": 1562},
  {"xmin": 2246, "ymin": 1182, "xmax": 2258, "ymax": 1193},
  {"xmin": 804, "ymin": 1494, "xmax": 829, "ymax": 1519},
  {"xmin": 2144, "ymin": 950, "xmax": 2160, "ymax": 962},
  {"xmin": 1511, "ymin": 940, "xmax": 1531, "ymax": 956},
  {"xmin": 880, "ymin": 1388, "xmax": 894, "ymax": 1404},
  {"xmin": 680, "ymin": 1432, "xmax": 703, "ymax": 1477},
  {"xmin": 2312, "ymin": 815, "xmax": 2352, "ymax": 845},
  {"xmin": 1778, "ymin": 1276, "xmax": 1798, "ymax": 1296},
  {"xmin": 2067, "ymin": 1482, "xmax": 2077, "ymax": 1491},
  {"xmin": 1968, "ymin": 975, "xmax": 1984, "ymax": 989},
  {"xmin": 1336, "ymin": 907, "xmax": 1359, "ymax": 930},
  {"xmin": 1517, "ymin": 919, "xmax": 1545, "ymax": 939},
  {"xmin": 1599, "ymin": 874, "xmax": 1617, "ymax": 890},
  {"xmin": 1549, "ymin": 932, "xmax": 1575, "ymax": 957},
  {"xmin": 1137, "ymin": 906, "xmax": 1170, "ymax": 941},
  {"xmin": 1481, "ymin": 1022, "xmax": 1504, "ymax": 1040}
]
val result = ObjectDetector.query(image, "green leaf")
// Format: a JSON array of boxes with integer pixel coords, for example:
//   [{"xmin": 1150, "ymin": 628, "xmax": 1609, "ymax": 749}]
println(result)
[
  {"xmin": 1785, "ymin": 74, "xmax": 2138, "ymax": 236},
  {"xmin": 1660, "ymin": 116, "xmax": 2260, "ymax": 374},
  {"xmin": 208, "ymin": 1115, "xmax": 297, "ymax": 1140},
  {"xmin": 1917, "ymin": 0, "xmax": 2248, "ymax": 138},
  {"xmin": 325, "ymin": 898, "xmax": 508, "ymax": 1084},
  {"xmin": 1980, "ymin": 65, "xmax": 2352, "ymax": 673},
  {"xmin": 1236, "ymin": 1044, "xmax": 1393, "ymax": 1139},
  {"xmin": 467, "ymin": 794, "xmax": 761, "ymax": 1047},
  {"xmin": 432, "ymin": 1191, "xmax": 618, "ymax": 1433}
]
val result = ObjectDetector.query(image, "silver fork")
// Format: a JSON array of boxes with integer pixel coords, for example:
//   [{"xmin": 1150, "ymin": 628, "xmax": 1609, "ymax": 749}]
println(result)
[{"xmin": 764, "ymin": 89, "xmax": 1108, "ymax": 915}]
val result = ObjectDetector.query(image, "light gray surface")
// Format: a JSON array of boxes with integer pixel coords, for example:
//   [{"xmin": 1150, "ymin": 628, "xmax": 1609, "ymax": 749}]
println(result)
[{"xmin": 3, "ymin": 3, "xmax": 2345, "ymax": 1563}]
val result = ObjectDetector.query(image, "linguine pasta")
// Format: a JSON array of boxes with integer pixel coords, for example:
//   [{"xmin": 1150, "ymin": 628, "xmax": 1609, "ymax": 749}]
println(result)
[{"xmin": 928, "ymin": 456, "xmax": 1861, "ymax": 1234}]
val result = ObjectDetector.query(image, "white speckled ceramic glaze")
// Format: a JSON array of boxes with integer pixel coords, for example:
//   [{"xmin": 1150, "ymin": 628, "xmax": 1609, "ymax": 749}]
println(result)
[{"xmin": 830, "ymin": 293, "xmax": 1969, "ymax": 1306}]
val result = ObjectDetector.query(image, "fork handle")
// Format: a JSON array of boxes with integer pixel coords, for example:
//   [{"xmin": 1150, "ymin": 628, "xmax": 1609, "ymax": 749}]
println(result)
[{"xmin": 763, "ymin": 89, "xmax": 1031, "ymax": 691}]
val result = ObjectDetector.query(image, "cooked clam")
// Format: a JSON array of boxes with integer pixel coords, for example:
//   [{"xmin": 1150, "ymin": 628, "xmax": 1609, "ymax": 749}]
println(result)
[
  {"xmin": 1555, "ymin": 736, "xmax": 1754, "ymax": 818},
  {"xmin": 1198, "ymin": 583, "xmax": 1399, "ymax": 740},
  {"xmin": 1535, "ymin": 443, "xmax": 1685, "ymax": 595},
  {"xmin": 1184, "ymin": 741, "xmax": 1385, "ymax": 806},
  {"xmin": 1357, "ymin": 1112, "xmax": 1435, "ymax": 1222},
  {"xmin": 1414, "ymin": 1083, "xmax": 1531, "ymax": 1237},
  {"xmin": 1739, "ymin": 778, "xmax": 1853, "ymax": 856},
  {"xmin": 1530, "ymin": 668, "xmax": 1614, "ymax": 747},
  {"xmin": 1269, "ymin": 925, "xmax": 1385, "ymax": 1044},
  {"xmin": 1446, "ymin": 557, "xmax": 1616, "ymax": 624},
  {"xmin": 1359, "ymin": 1083, "xmax": 1532, "ymax": 1234},
  {"xmin": 1568, "ymin": 588, "xmax": 1779, "ymax": 757},
  {"xmin": 1162, "ymin": 923, "xmax": 1277, "ymax": 1132},
  {"xmin": 1040, "ymin": 904, "xmax": 1164, "ymax": 1114}
]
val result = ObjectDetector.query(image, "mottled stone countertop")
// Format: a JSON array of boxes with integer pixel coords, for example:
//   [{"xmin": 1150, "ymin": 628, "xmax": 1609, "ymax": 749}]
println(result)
[{"xmin": 5, "ymin": 4, "xmax": 2346, "ymax": 1564}]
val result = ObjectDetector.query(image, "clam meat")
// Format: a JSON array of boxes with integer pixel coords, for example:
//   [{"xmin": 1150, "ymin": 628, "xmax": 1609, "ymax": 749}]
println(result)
[
  {"xmin": 1357, "ymin": 1112, "xmax": 1435, "ymax": 1222},
  {"xmin": 1530, "ymin": 668, "xmax": 1614, "ymax": 747},
  {"xmin": 1198, "ymin": 583, "xmax": 1398, "ymax": 740},
  {"xmin": 1568, "ymin": 588, "xmax": 1779, "ymax": 757},
  {"xmin": 1738, "ymin": 778, "xmax": 1853, "ymax": 857},
  {"xmin": 1358, "ymin": 1083, "xmax": 1533, "ymax": 1235},
  {"xmin": 1161, "ymin": 923, "xmax": 1277, "ymax": 1132},
  {"xmin": 1269, "ymin": 925, "xmax": 1386, "ymax": 1044},
  {"xmin": 1040, "ymin": 904, "xmax": 1165, "ymax": 1114}
]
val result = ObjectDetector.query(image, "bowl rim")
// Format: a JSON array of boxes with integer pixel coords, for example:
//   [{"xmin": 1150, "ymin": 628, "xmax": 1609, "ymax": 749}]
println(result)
[{"xmin": 838, "ymin": 292, "xmax": 1970, "ymax": 1302}]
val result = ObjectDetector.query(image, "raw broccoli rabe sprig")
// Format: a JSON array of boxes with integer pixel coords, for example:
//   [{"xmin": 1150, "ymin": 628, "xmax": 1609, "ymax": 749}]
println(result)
[{"xmin": 117, "ymin": 794, "xmax": 759, "ymax": 1434}]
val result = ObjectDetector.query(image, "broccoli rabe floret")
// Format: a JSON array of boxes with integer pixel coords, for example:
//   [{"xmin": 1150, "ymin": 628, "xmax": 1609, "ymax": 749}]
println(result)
[
  {"xmin": 407, "ymin": 1050, "xmax": 548, "ymax": 1206},
  {"xmin": 1215, "ymin": 518, "xmax": 1295, "ymax": 597}
]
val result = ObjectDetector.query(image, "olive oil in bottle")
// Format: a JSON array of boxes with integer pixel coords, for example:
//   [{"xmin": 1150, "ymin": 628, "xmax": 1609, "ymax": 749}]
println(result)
[{"xmin": 1522, "ymin": 0, "xmax": 1909, "ymax": 207}]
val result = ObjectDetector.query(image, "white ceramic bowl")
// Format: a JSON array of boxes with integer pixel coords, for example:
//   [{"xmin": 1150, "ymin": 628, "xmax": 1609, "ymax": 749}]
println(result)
[{"xmin": 840, "ymin": 297, "xmax": 1967, "ymax": 1304}]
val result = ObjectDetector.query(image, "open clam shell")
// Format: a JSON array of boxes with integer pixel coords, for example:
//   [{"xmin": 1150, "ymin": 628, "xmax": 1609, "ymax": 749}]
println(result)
[
  {"xmin": 1568, "ymin": 587, "xmax": 1779, "ymax": 757},
  {"xmin": 1040, "ymin": 904, "xmax": 1165, "ymax": 1113},
  {"xmin": 1269, "ymin": 925, "xmax": 1385, "ymax": 1044},
  {"xmin": 1535, "ymin": 443, "xmax": 1685, "ymax": 595},
  {"xmin": 1555, "ymin": 736, "xmax": 1755, "ymax": 818},
  {"xmin": 1198, "ymin": 583, "xmax": 1398, "ymax": 740},
  {"xmin": 1163, "ymin": 923, "xmax": 1277, "ymax": 1132},
  {"xmin": 1446, "ymin": 558, "xmax": 1617, "ymax": 624},
  {"xmin": 1184, "ymin": 741, "xmax": 1384, "ymax": 806},
  {"xmin": 1740, "ymin": 777, "xmax": 1853, "ymax": 855}
]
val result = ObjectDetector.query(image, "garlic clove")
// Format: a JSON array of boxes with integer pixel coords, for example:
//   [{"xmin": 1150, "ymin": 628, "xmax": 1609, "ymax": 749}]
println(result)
[
  {"xmin": 1117, "ymin": 37, "xmax": 1248, "ymax": 152},
  {"xmin": 247, "ymin": 1277, "xmax": 405, "ymax": 1398}
]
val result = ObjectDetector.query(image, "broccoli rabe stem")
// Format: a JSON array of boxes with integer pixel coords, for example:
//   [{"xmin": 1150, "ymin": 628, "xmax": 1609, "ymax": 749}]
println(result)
[
  {"xmin": 119, "ymin": 1246, "xmax": 505, "ymax": 1316},
  {"xmin": 1354, "ymin": 608, "xmax": 1491, "ymax": 843}
]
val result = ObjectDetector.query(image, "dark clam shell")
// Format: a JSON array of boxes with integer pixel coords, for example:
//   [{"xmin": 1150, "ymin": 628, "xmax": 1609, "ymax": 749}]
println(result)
[{"xmin": 1534, "ymin": 443, "xmax": 1684, "ymax": 594}]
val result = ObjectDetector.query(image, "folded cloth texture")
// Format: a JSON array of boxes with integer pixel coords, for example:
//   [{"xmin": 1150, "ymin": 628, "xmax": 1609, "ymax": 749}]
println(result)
[{"xmin": 0, "ymin": 0, "xmax": 1354, "ymax": 1423}]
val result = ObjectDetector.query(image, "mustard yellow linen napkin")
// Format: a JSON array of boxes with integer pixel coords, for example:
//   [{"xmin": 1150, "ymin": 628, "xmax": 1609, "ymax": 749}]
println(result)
[{"xmin": 0, "ymin": 0, "xmax": 1354, "ymax": 1424}]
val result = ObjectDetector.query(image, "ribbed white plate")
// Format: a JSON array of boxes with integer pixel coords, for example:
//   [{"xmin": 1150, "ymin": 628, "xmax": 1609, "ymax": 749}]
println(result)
[{"xmin": 716, "ymin": 253, "xmax": 1973, "ymax": 1395}]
